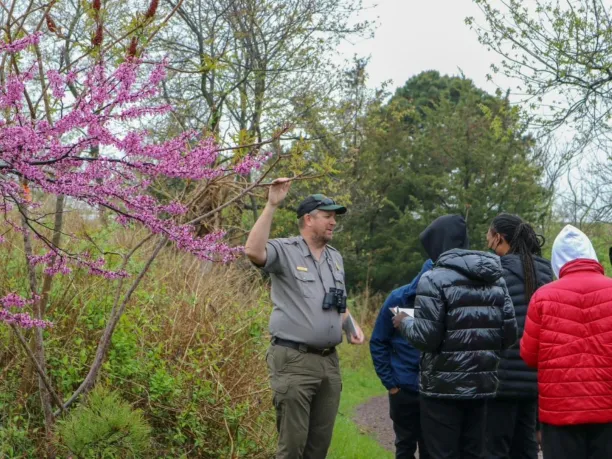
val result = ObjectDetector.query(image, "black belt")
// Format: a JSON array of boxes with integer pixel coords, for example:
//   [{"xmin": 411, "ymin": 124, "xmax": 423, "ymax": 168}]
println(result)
[{"xmin": 272, "ymin": 337, "xmax": 336, "ymax": 357}]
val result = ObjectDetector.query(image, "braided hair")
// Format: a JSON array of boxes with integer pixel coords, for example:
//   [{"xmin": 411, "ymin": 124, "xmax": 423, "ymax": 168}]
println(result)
[{"xmin": 490, "ymin": 213, "xmax": 545, "ymax": 303}]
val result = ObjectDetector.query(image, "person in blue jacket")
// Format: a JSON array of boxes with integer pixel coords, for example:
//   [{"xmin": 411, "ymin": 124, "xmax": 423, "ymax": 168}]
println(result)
[{"xmin": 370, "ymin": 259, "xmax": 433, "ymax": 459}]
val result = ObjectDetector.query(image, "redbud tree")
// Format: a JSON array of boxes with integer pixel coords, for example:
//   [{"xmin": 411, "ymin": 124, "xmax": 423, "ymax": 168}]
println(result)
[
  {"xmin": 0, "ymin": 0, "xmax": 276, "ymax": 433},
  {"xmin": 0, "ymin": 31, "xmax": 269, "ymax": 325}
]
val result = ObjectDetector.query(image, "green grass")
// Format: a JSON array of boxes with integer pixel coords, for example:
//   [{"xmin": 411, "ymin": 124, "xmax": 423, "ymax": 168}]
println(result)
[{"xmin": 327, "ymin": 343, "xmax": 394, "ymax": 459}]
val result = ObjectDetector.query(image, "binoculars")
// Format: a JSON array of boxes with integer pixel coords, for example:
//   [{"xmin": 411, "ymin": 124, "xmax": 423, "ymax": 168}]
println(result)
[{"xmin": 322, "ymin": 287, "xmax": 347, "ymax": 313}]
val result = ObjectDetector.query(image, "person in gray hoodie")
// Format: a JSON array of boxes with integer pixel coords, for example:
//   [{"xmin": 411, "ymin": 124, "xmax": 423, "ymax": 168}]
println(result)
[{"xmin": 393, "ymin": 214, "xmax": 518, "ymax": 459}]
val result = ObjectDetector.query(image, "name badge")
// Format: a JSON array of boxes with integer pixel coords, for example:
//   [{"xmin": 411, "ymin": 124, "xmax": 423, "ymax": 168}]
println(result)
[{"xmin": 296, "ymin": 266, "xmax": 308, "ymax": 272}]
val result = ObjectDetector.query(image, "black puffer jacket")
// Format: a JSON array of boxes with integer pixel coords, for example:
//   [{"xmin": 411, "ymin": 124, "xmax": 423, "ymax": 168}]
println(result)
[
  {"xmin": 496, "ymin": 254, "xmax": 553, "ymax": 399},
  {"xmin": 402, "ymin": 249, "xmax": 518, "ymax": 399}
]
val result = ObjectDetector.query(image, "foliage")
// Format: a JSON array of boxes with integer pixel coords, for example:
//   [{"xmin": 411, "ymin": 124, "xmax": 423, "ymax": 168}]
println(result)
[
  {"xmin": 264, "ymin": 58, "xmax": 381, "ymax": 240},
  {"xmin": 0, "ymin": 218, "xmax": 276, "ymax": 457},
  {"xmin": 0, "ymin": 1, "xmax": 281, "ymax": 448},
  {"xmin": 55, "ymin": 386, "xmax": 151, "ymax": 458},
  {"xmin": 0, "ymin": 27, "xmax": 269, "ymax": 328},
  {"xmin": 469, "ymin": 0, "xmax": 612, "ymax": 143},
  {"xmin": 470, "ymin": 1, "xmax": 612, "ymax": 225},
  {"xmin": 156, "ymin": 0, "xmax": 373, "ymax": 140},
  {"xmin": 0, "ymin": 0, "xmax": 374, "ymax": 453},
  {"xmin": 334, "ymin": 71, "xmax": 550, "ymax": 293},
  {"xmin": 2, "ymin": 0, "xmax": 601, "ymax": 455}
]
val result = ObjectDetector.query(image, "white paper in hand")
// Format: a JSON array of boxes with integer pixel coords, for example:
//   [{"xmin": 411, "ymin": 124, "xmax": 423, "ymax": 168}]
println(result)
[{"xmin": 391, "ymin": 307, "xmax": 415, "ymax": 317}]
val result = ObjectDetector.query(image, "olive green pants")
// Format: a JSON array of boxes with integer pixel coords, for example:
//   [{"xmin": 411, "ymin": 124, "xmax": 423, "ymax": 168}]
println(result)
[{"xmin": 266, "ymin": 343, "xmax": 342, "ymax": 459}]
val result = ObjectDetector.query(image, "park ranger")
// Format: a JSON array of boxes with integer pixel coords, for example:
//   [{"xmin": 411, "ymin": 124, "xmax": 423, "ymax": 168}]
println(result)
[{"xmin": 245, "ymin": 178, "xmax": 365, "ymax": 459}]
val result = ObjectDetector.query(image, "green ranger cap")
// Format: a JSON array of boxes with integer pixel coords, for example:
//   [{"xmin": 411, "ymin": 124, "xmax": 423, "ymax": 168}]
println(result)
[{"xmin": 296, "ymin": 194, "xmax": 347, "ymax": 218}]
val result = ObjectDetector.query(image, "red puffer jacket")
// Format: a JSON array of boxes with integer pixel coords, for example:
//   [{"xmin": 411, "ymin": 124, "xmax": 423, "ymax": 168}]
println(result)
[{"xmin": 521, "ymin": 258, "xmax": 612, "ymax": 426}]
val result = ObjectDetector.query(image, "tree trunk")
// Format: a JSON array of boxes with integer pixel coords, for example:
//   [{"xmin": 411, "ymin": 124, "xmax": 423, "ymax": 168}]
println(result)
[
  {"xmin": 21, "ymin": 213, "xmax": 55, "ymax": 458},
  {"xmin": 39, "ymin": 195, "xmax": 65, "ymax": 315},
  {"xmin": 59, "ymin": 237, "xmax": 166, "ymax": 412}
]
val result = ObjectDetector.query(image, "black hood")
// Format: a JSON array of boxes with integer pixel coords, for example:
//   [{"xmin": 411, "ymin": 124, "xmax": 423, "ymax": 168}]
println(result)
[
  {"xmin": 438, "ymin": 249, "xmax": 503, "ymax": 283},
  {"xmin": 420, "ymin": 215, "xmax": 469, "ymax": 262}
]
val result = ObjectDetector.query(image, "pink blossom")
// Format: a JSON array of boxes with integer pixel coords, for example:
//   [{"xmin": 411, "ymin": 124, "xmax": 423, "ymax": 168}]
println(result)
[
  {"xmin": 0, "ymin": 293, "xmax": 33, "ymax": 309},
  {"xmin": 0, "ymin": 75, "xmax": 26, "ymax": 108},
  {"xmin": 46, "ymin": 70, "xmax": 65, "ymax": 98},
  {"xmin": 149, "ymin": 59, "xmax": 168, "ymax": 86},
  {"xmin": 162, "ymin": 202, "xmax": 188, "ymax": 216},
  {"xmin": 115, "ymin": 214, "xmax": 132, "ymax": 226},
  {"xmin": 0, "ymin": 309, "xmax": 51, "ymax": 328},
  {"xmin": 0, "ymin": 46, "xmax": 268, "ymax": 329},
  {"xmin": 0, "ymin": 293, "xmax": 52, "ymax": 328},
  {"xmin": 66, "ymin": 71, "xmax": 77, "ymax": 84},
  {"xmin": 0, "ymin": 33, "xmax": 41, "ymax": 53},
  {"xmin": 233, "ymin": 152, "xmax": 272, "ymax": 175},
  {"xmin": 28, "ymin": 252, "xmax": 57, "ymax": 266}
]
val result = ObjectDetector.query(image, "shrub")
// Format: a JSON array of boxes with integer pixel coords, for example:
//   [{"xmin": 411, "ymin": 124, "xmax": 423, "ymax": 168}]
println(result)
[
  {"xmin": 56, "ymin": 386, "xmax": 151, "ymax": 458},
  {"xmin": 0, "ymin": 219, "xmax": 276, "ymax": 457}
]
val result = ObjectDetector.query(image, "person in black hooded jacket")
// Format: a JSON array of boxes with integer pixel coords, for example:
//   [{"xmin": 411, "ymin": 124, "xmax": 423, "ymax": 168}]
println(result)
[
  {"xmin": 485, "ymin": 214, "xmax": 553, "ymax": 459},
  {"xmin": 393, "ymin": 214, "xmax": 518, "ymax": 459}
]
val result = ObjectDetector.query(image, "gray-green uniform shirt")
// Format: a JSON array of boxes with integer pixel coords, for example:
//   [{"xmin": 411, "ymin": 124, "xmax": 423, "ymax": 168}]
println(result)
[{"xmin": 262, "ymin": 236, "xmax": 346, "ymax": 349}]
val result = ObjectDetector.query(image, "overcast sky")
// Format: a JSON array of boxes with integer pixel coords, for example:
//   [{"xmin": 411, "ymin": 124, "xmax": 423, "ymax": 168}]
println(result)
[
  {"xmin": 339, "ymin": 0, "xmax": 597, "ymax": 193},
  {"xmin": 340, "ymin": 0, "xmax": 509, "ymax": 95}
]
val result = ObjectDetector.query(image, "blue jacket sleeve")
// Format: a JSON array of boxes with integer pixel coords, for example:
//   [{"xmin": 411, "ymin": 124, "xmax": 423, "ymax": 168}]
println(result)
[
  {"xmin": 370, "ymin": 260, "xmax": 433, "ymax": 390},
  {"xmin": 370, "ymin": 294, "xmax": 400, "ymax": 390}
]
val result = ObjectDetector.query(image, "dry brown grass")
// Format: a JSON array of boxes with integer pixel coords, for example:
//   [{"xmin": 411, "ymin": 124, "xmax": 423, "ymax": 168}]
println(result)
[{"xmin": 0, "ymin": 210, "xmax": 277, "ymax": 457}]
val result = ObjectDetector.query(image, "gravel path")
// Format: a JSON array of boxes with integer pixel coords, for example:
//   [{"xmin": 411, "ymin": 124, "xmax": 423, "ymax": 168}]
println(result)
[
  {"xmin": 353, "ymin": 394, "xmax": 396, "ymax": 453},
  {"xmin": 353, "ymin": 395, "xmax": 543, "ymax": 458}
]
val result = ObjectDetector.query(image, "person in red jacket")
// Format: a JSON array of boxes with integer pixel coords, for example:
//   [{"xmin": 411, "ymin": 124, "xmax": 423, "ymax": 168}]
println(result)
[{"xmin": 521, "ymin": 224, "xmax": 612, "ymax": 459}]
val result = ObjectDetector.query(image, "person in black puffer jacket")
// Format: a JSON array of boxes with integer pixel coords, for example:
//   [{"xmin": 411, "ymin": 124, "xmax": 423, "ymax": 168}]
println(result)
[
  {"xmin": 485, "ymin": 214, "xmax": 553, "ymax": 459},
  {"xmin": 393, "ymin": 214, "xmax": 518, "ymax": 459}
]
